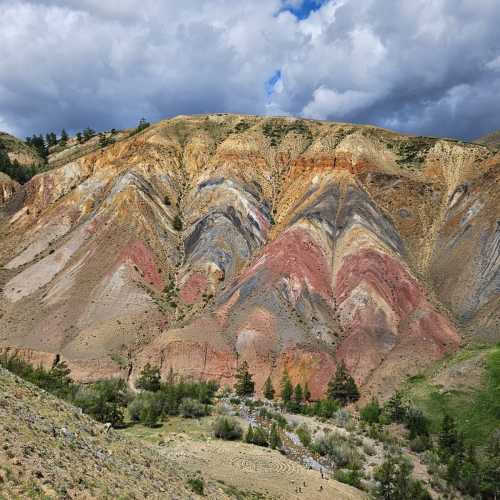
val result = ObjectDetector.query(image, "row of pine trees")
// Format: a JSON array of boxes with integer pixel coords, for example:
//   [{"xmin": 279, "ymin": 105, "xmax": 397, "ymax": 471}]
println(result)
[{"xmin": 234, "ymin": 360, "xmax": 359, "ymax": 406}]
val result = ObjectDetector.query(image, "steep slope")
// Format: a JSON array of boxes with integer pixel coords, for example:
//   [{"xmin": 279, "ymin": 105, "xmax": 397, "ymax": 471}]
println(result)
[
  {"xmin": 0, "ymin": 172, "xmax": 19, "ymax": 205},
  {"xmin": 0, "ymin": 131, "xmax": 44, "ymax": 166},
  {"xmin": 476, "ymin": 130, "xmax": 500, "ymax": 151},
  {"xmin": 0, "ymin": 115, "xmax": 498, "ymax": 398},
  {"xmin": 0, "ymin": 367, "xmax": 227, "ymax": 498}
]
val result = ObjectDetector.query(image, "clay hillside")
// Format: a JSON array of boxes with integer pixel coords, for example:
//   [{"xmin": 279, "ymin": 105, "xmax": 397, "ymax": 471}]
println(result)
[
  {"xmin": 476, "ymin": 130, "xmax": 500, "ymax": 151},
  {"xmin": 0, "ymin": 115, "xmax": 499, "ymax": 399}
]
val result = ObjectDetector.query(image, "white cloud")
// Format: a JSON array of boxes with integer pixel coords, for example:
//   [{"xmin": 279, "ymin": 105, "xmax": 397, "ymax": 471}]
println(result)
[{"xmin": 0, "ymin": 0, "xmax": 499, "ymax": 139}]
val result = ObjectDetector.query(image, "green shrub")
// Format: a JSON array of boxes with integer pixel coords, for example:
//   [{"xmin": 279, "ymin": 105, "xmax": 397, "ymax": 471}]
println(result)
[
  {"xmin": 213, "ymin": 416, "xmax": 243, "ymax": 440},
  {"xmin": 135, "ymin": 363, "xmax": 161, "ymax": 392},
  {"xmin": 334, "ymin": 468, "xmax": 362, "ymax": 488},
  {"xmin": 128, "ymin": 391, "xmax": 162, "ymax": 427},
  {"xmin": 310, "ymin": 399, "xmax": 339, "ymax": 419},
  {"xmin": 409, "ymin": 435, "xmax": 431, "ymax": 453},
  {"xmin": 74, "ymin": 379, "xmax": 130, "ymax": 427},
  {"xmin": 248, "ymin": 425, "xmax": 269, "ymax": 447},
  {"xmin": 374, "ymin": 454, "xmax": 432, "ymax": 500},
  {"xmin": 296, "ymin": 424, "xmax": 312, "ymax": 448},
  {"xmin": 311, "ymin": 433, "xmax": 362, "ymax": 469},
  {"xmin": 187, "ymin": 477, "xmax": 204, "ymax": 495},
  {"xmin": 179, "ymin": 398, "xmax": 208, "ymax": 418},
  {"xmin": 360, "ymin": 398, "xmax": 382, "ymax": 424}
]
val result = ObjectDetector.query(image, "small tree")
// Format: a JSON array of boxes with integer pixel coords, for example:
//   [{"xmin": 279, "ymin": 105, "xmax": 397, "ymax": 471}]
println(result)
[
  {"xmin": 137, "ymin": 118, "xmax": 150, "ymax": 132},
  {"xmin": 374, "ymin": 454, "xmax": 431, "ymax": 500},
  {"xmin": 263, "ymin": 376, "xmax": 275, "ymax": 400},
  {"xmin": 280, "ymin": 370, "xmax": 293, "ymax": 403},
  {"xmin": 294, "ymin": 383, "xmax": 303, "ymax": 403},
  {"xmin": 384, "ymin": 391, "xmax": 407, "ymax": 423},
  {"xmin": 439, "ymin": 414, "xmax": 459, "ymax": 459},
  {"xmin": 269, "ymin": 422, "xmax": 281, "ymax": 449},
  {"xmin": 234, "ymin": 360, "xmax": 255, "ymax": 397},
  {"xmin": 303, "ymin": 382, "xmax": 311, "ymax": 402},
  {"xmin": 60, "ymin": 129, "xmax": 69, "ymax": 145},
  {"xmin": 83, "ymin": 127, "xmax": 95, "ymax": 142},
  {"xmin": 76, "ymin": 132, "xmax": 83, "ymax": 144},
  {"xmin": 327, "ymin": 362, "xmax": 359, "ymax": 406},
  {"xmin": 406, "ymin": 407, "xmax": 429, "ymax": 440},
  {"xmin": 136, "ymin": 363, "xmax": 161, "ymax": 392}
]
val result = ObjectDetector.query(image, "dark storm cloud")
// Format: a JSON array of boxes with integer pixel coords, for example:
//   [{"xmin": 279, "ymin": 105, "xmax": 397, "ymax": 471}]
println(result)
[{"xmin": 0, "ymin": 0, "xmax": 499, "ymax": 139}]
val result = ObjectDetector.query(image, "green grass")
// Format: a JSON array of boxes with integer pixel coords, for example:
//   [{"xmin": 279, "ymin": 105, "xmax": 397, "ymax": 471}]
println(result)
[
  {"xmin": 120, "ymin": 416, "xmax": 216, "ymax": 443},
  {"xmin": 405, "ymin": 344, "xmax": 500, "ymax": 445}
]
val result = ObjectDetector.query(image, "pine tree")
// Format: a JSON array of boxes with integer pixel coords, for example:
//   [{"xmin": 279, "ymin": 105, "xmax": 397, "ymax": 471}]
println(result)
[
  {"xmin": 60, "ymin": 129, "xmax": 69, "ymax": 145},
  {"xmin": 83, "ymin": 127, "xmax": 95, "ymax": 142},
  {"xmin": 303, "ymin": 382, "xmax": 311, "ymax": 402},
  {"xmin": 76, "ymin": 132, "xmax": 83, "ymax": 144},
  {"xmin": 280, "ymin": 370, "xmax": 293, "ymax": 402},
  {"xmin": 327, "ymin": 362, "xmax": 360, "ymax": 405},
  {"xmin": 439, "ymin": 414, "xmax": 459, "ymax": 458},
  {"xmin": 136, "ymin": 363, "xmax": 161, "ymax": 392},
  {"xmin": 234, "ymin": 360, "xmax": 254, "ymax": 397},
  {"xmin": 269, "ymin": 422, "xmax": 281, "ymax": 449},
  {"xmin": 384, "ymin": 391, "xmax": 407, "ymax": 423},
  {"xmin": 263, "ymin": 376, "xmax": 275, "ymax": 400},
  {"xmin": 294, "ymin": 383, "xmax": 303, "ymax": 403}
]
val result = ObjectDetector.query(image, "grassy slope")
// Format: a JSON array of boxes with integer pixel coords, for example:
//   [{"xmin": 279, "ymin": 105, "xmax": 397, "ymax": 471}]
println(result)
[
  {"xmin": 403, "ymin": 343, "xmax": 500, "ymax": 445},
  {"xmin": 0, "ymin": 367, "xmax": 230, "ymax": 499}
]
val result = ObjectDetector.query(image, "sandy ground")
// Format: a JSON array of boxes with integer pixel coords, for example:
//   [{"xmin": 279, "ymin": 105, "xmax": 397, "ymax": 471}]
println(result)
[{"xmin": 160, "ymin": 437, "xmax": 365, "ymax": 499}]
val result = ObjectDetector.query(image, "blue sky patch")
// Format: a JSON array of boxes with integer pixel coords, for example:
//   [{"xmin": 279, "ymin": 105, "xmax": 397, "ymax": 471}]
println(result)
[
  {"xmin": 265, "ymin": 69, "xmax": 282, "ymax": 96},
  {"xmin": 281, "ymin": 0, "xmax": 327, "ymax": 20}
]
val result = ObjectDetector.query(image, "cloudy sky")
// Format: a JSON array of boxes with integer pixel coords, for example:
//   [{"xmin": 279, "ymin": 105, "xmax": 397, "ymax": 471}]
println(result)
[{"xmin": 1, "ymin": 0, "xmax": 499, "ymax": 140}]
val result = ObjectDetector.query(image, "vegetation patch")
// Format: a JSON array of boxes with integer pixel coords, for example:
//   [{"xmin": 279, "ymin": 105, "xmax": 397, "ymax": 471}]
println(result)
[{"xmin": 262, "ymin": 119, "xmax": 312, "ymax": 146}]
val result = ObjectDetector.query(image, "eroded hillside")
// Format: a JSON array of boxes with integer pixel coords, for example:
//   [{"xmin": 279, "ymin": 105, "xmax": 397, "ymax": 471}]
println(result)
[{"xmin": 0, "ymin": 115, "xmax": 498, "ymax": 398}]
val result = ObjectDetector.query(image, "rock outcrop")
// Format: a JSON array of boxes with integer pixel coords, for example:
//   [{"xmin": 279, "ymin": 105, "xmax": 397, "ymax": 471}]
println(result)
[{"xmin": 0, "ymin": 115, "xmax": 498, "ymax": 398}]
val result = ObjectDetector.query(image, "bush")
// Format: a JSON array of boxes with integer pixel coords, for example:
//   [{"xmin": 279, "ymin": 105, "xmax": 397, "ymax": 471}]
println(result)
[
  {"xmin": 360, "ymin": 398, "xmax": 382, "ymax": 424},
  {"xmin": 334, "ymin": 468, "xmax": 362, "ymax": 488},
  {"xmin": 409, "ymin": 435, "xmax": 431, "ymax": 453},
  {"xmin": 374, "ymin": 454, "xmax": 432, "ymax": 500},
  {"xmin": 311, "ymin": 433, "xmax": 363, "ymax": 469},
  {"xmin": 135, "ymin": 363, "xmax": 161, "ymax": 392},
  {"xmin": 213, "ymin": 416, "xmax": 243, "ymax": 440},
  {"xmin": 74, "ymin": 379, "xmax": 130, "ymax": 427},
  {"xmin": 296, "ymin": 424, "xmax": 312, "ymax": 448},
  {"xmin": 310, "ymin": 399, "xmax": 339, "ymax": 419},
  {"xmin": 248, "ymin": 425, "xmax": 269, "ymax": 447},
  {"xmin": 128, "ymin": 392, "xmax": 162, "ymax": 427},
  {"xmin": 405, "ymin": 406, "xmax": 429, "ymax": 439},
  {"xmin": 334, "ymin": 408, "xmax": 351, "ymax": 427},
  {"xmin": 187, "ymin": 478, "xmax": 204, "ymax": 495},
  {"xmin": 179, "ymin": 398, "xmax": 208, "ymax": 418}
]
